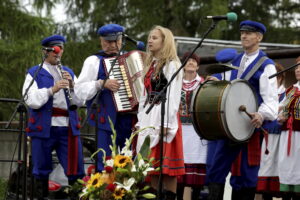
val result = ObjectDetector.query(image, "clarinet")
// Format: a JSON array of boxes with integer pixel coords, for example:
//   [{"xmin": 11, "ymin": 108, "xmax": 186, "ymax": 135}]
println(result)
[{"xmin": 56, "ymin": 58, "xmax": 78, "ymax": 111}]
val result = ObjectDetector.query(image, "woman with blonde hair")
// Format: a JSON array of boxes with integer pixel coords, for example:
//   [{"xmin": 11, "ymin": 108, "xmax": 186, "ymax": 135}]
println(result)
[{"xmin": 135, "ymin": 25, "xmax": 185, "ymax": 200}]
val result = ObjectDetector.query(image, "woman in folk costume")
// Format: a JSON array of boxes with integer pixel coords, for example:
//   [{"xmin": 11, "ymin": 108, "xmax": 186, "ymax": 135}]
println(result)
[
  {"xmin": 256, "ymin": 63, "xmax": 286, "ymax": 199},
  {"xmin": 176, "ymin": 52, "xmax": 207, "ymax": 200},
  {"xmin": 278, "ymin": 56, "xmax": 300, "ymax": 199},
  {"xmin": 135, "ymin": 25, "xmax": 185, "ymax": 200}
]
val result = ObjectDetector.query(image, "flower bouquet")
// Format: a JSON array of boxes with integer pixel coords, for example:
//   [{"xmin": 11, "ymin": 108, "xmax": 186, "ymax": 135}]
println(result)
[{"xmin": 75, "ymin": 118, "xmax": 156, "ymax": 200}]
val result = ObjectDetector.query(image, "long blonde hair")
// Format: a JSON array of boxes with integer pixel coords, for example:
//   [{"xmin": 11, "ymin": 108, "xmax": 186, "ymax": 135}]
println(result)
[{"xmin": 144, "ymin": 25, "xmax": 179, "ymax": 77}]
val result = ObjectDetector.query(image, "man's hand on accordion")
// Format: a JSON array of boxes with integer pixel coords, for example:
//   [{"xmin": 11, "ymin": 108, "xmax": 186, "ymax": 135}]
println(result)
[{"xmin": 103, "ymin": 79, "xmax": 120, "ymax": 92}]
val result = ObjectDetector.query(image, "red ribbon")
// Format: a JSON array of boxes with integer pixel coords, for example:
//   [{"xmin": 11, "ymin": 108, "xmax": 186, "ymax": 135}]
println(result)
[
  {"xmin": 144, "ymin": 61, "xmax": 156, "ymax": 95},
  {"xmin": 287, "ymin": 115, "xmax": 294, "ymax": 156}
]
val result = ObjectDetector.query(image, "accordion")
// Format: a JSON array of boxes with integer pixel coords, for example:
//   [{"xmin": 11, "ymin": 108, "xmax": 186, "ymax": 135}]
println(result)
[{"xmin": 103, "ymin": 50, "xmax": 144, "ymax": 112}]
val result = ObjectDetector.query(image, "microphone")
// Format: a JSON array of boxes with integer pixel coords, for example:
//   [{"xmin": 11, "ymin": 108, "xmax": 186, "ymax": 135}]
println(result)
[
  {"xmin": 123, "ymin": 34, "xmax": 146, "ymax": 51},
  {"xmin": 205, "ymin": 12, "xmax": 238, "ymax": 22},
  {"xmin": 42, "ymin": 46, "xmax": 61, "ymax": 54}
]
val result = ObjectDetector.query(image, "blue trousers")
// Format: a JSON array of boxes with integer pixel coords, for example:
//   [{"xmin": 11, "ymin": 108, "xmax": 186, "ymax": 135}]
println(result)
[
  {"xmin": 206, "ymin": 139, "xmax": 260, "ymax": 190},
  {"xmin": 96, "ymin": 114, "xmax": 134, "ymax": 171},
  {"xmin": 31, "ymin": 126, "xmax": 85, "ymax": 181}
]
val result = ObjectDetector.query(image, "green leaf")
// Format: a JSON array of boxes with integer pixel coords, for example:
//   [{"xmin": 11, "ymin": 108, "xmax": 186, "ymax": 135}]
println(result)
[
  {"xmin": 90, "ymin": 148, "xmax": 106, "ymax": 165},
  {"xmin": 108, "ymin": 117, "xmax": 118, "ymax": 156},
  {"xmin": 142, "ymin": 193, "xmax": 156, "ymax": 199},
  {"xmin": 139, "ymin": 135, "xmax": 151, "ymax": 158},
  {"xmin": 116, "ymin": 168, "xmax": 129, "ymax": 173}
]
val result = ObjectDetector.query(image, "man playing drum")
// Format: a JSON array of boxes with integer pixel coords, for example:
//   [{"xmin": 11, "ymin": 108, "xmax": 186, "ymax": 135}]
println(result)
[{"xmin": 206, "ymin": 20, "xmax": 278, "ymax": 200}]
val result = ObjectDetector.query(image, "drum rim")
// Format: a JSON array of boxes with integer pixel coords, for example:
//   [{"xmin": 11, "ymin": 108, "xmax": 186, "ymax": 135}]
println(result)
[{"xmin": 191, "ymin": 81, "xmax": 204, "ymax": 139}]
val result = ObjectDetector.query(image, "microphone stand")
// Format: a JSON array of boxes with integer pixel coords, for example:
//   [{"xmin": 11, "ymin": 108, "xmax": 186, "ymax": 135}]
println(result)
[
  {"xmin": 145, "ymin": 19, "xmax": 219, "ymax": 200},
  {"xmin": 5, "ymin": 52, "xmax": 49, "ymax": 200},
  {"xmin": 269, "ymin": 62, "xmax": 300, "ymax": 79},
  {"xmin": 82, "ymin": 39, "xmax": 126, "ymax": 171}
]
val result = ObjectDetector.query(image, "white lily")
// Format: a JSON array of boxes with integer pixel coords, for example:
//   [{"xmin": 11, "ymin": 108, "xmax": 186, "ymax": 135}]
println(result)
[
  {"xmin": 79, "ymin": 187, "xmax": 88, "ymax": 198},
  {"xmin": 121, "ymin": 146, "xmax": 133, "ymax": 157},
  {"xmin": 124, "ymin": 138, "xmax": 131, "ymax": 148},
  {"xmin": 138, "ymin": 159, "xmax": 154, "ymax": 176},
  {"xmin": 131, "ymin": 164, "xmax": 137, "ymax": 172},
  {"xmin": 114, "ymin": 177, "xmax": 136, "ymax": 191},
  {"xmin": 105, "ymin": 159, "xmax": 114, "ymax": 167}
]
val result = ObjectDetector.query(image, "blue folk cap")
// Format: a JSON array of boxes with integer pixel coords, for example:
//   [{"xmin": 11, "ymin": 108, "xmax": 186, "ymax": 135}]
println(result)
[
  {"xmin": 97, "ymin": 23, "xmax": 125, "ymax": 41},
  {"xmin": 215, "ymin": 48, "xmax": 238, "ymax": 63},
  {"xmin": 240, "ymin": 20, "xmax": 266, "ymax": 34},
  {"xmin": 41, "ymin": 34, "xmax": 66, "ymax": 47}
]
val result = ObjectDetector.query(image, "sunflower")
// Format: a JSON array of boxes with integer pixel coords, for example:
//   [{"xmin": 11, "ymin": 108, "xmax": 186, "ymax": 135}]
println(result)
[
  {"xmin": 86, "ymin": 173, "xmax": 104, "ymax": 189},
  {"xmin": 113, "ymin": 188, "xmax": 126, "ymax": 200},
  {"xmin": 114, "ymin": 155, "xmax": 131, "ymax": 168}
]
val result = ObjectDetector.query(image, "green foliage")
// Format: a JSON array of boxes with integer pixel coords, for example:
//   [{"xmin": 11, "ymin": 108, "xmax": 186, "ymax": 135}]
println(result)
[
  {"xmin": 0, "ymin": 0, "xmax": 56, "ymax": 120},
  {"xmin": 1, "ymin": 0, "xmax": 300, "ymax": 119},
  {"xmin": 0, "ymin": 178, "xmax": 7, "ymax": 199}
]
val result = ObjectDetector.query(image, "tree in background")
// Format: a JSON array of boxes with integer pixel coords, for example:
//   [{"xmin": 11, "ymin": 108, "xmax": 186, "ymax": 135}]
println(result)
[
  {"xmin": 0, "ymin": 0, "xmax": 54, "ymax": 120},
  {"xmin": 0, "ymin": 0, "xmax": 300, "ymax": 119},
  {"xmin": 226, "ymin": 0, "xmax": 300, "ymax": 43}
]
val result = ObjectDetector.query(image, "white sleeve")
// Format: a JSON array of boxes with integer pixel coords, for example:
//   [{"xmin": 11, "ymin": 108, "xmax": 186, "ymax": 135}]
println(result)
[
  {"xmin": 22, "ymin": 74, "xmax": 51, "ymax": 109},
  {"xmin": 136, "ymin": 85, "xmax": 146, "ymax": 128},
  {"xmin": 70, "ymin": 75, "xmax": 85, "ymax": 107},
  {"xmin": 74, "ymin": 56, "xmax": 102, "ymax": 101},
  {"xmin": 164, "ymin": 61, "xmax": 183, "ymax": 127},
  {"xmin": 258, "ymin": 63, "xmax": 278, "ymax": 121}
]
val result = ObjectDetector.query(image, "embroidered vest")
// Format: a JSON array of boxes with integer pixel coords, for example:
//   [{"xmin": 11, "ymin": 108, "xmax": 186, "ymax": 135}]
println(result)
[{"xmin": 26, "ymin": 65, "xmax": 80, "ymax": 138}]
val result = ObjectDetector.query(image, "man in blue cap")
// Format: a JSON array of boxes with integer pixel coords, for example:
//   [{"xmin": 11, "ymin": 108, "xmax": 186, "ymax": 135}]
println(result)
[
  {"xmin": 22, "ymin": 34, "xmax": 85, "ymax": 199},
  {"xmin": 206, "ymin": 20, "xmax": 278, "ymax": 200},
  {"xmin": 75, "ymin": 24, "xmax": 137, "ymax": 172}
]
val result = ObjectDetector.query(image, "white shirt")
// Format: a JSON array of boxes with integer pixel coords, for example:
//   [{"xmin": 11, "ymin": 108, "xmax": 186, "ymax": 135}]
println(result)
[
  {"xmin": 220, "ymin": 51, "xmax": 278, "ymax": 121},
  {"xmin": 22, "ymin": 62, "xmax": 83, "ymax": 126},
  {"xmin": 75, "ymin": 55, "xmax": 103, "ymax": 102}
]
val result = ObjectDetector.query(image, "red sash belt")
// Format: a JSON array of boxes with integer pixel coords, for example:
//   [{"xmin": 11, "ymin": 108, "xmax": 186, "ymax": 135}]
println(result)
[{"xmin": 52, "ymin": 107, "xmax": 69, "ymax": 117}]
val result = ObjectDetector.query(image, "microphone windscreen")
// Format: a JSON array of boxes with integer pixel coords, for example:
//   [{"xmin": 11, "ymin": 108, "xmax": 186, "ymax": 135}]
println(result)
[
  {"xmin": 53, "ymin": 46, "xmax": 61, "ymax": 54},
  {"xmin": 137, "ymin": 41, "xmax": 145, "ymax": 51},
  {"xmin": 227, "ymin": 12, "xmax": 238, "ymax": 22}
]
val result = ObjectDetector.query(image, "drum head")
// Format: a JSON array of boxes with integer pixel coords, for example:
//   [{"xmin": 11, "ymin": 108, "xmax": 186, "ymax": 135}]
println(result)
[{"xmin": 221, "ymin": 80, "xmax": 258, "ymax": 142}]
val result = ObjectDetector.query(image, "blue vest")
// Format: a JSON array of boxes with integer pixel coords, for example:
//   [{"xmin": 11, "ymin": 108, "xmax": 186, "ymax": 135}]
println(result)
[
  {"xmin": 26, "ymin": 65, "xmax": 81, "ymax": 138},
  {"xmin": 231, "ymin": 50, "xmax": 274, "ymax": 106},
  {"xmin": 86, "ymin": 52, "xmax": 118, "ymax": 131}
]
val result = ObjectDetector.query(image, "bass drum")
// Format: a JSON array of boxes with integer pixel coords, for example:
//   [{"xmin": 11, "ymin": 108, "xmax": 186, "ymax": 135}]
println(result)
[{"xmin": 191, "ymin": 80, "xmax": 258, "ymax": 142}]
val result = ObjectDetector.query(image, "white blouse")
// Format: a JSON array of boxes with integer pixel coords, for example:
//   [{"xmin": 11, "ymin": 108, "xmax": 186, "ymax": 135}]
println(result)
[{"xmin": 136, "ymin": 60, "xmax": 183, "ymax": 152}]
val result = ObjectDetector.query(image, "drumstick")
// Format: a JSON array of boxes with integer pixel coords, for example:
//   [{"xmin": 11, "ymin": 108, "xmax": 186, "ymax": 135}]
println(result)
[
  {"xmin": 238, "ymin": 105, "xmax": 268, "ymax": 134},
  {"xmin": 239, "ymin": 105, "xmax": 252, "ymax": 118}
]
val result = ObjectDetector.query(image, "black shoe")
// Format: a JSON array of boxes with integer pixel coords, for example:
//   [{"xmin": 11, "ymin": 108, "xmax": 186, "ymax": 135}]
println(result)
[
  {"xmin": 163, "ymin": 190, "xmax": 176, "ymax": 200},
  {"xmin": 176, "ymin": 185, "xmax": 184, "ymax": 200},
  {"xmin": 207, "ymin": 183, "xmax": 224, "ymax": 200},
  {"xmin": 34, "ymin": 178, "xmax": 49, "ymax": 199},
  {"xmin": 232, "ymin": 187, "xmax": 256, "ymax": 200}
]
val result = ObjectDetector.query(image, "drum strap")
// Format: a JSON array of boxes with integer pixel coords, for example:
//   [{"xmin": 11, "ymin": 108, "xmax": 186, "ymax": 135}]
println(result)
[{"xmin": 243, "ymin": 56, "xmax": 268, "ymax": 81}]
